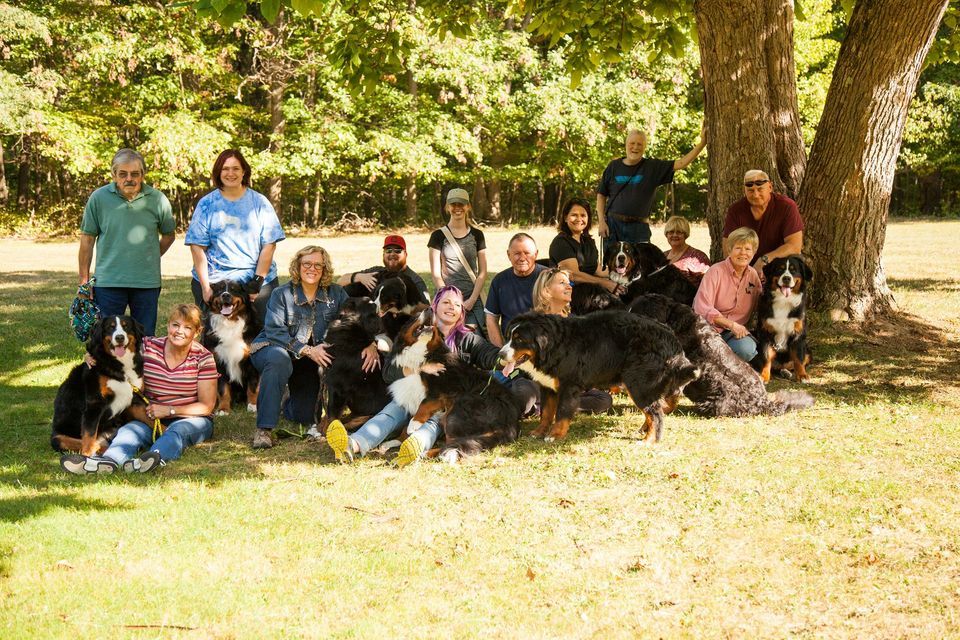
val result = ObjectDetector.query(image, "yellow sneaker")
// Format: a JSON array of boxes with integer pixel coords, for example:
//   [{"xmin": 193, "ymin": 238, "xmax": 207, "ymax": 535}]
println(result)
[
  {"xmin": 395, "ymin": 435, "xmax": 423, "ymax": 468},
  {"xmin": 326, "ymin": 420, "xmax": 353, "ymax": 463}
]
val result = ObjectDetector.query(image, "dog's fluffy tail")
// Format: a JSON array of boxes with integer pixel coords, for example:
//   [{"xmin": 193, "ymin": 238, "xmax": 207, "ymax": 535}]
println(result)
[{"xmin": 769, "ymin": 389, "xmax": 815, "ymax": 414}]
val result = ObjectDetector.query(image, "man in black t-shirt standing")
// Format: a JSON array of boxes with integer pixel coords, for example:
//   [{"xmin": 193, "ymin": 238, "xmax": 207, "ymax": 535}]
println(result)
[{"xmin": 596, "ymin": 127, "xmax": 706, "ymax": 256}]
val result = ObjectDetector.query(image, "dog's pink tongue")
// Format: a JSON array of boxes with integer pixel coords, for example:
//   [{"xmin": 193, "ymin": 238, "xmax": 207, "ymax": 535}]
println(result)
[
  {"xmin": 112, "ymin": 345, "xmax": 127, "ymax": 358},
  {"xmin": 780, "ymin": 286, "xmax": 792, "ymax": 297},
  {"xmin": 616, "ymin": 266, "xmax": 627, "ymax": 274},
  {"xmin": 221, "ymin": 305, "xmax": 234, "ymax": 316},
  {"xmin": 500, "ymin": 359, "xmax": 516, "ymax": 377}
]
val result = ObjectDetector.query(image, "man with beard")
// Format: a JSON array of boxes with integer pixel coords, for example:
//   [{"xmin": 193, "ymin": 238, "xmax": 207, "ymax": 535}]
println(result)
[
  {"xmin": 337, "ymin": 234, "xmax": 429, "ymax": 300},
  {"xmin": 77, "ymin": 148, "xmax": 176, "ymax": 336}
]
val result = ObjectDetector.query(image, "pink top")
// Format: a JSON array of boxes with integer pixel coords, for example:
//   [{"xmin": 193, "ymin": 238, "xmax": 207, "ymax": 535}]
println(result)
[
  {"xmin": 665, "ymin": 246, "xmax": 711, "ymax": 285},
  {"xmin": 142, "ymin": 337, "xmax": 219, "ymax": 407},
  {"xmin": 693, "ymin": 258, "xmax": 761, "ymax": 332}
]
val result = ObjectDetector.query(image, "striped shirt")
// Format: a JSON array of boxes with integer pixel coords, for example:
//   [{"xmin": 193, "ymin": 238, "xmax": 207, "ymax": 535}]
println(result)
[{"xmin": 142, "ymin": 337, "xmax": 219, "ymax": 406}]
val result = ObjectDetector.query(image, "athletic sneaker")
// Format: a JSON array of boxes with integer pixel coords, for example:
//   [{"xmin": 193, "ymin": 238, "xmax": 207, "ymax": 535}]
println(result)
[
  {"xmin": 395, "ymin": 436, "xmax": 423, "ymax": 468},
  {"xmin": 325, "ymin": 419, "xmax": 353, "ymax": 463},
  {"xmin": 60, "ymin": 454, "xmax": 117, "ymax": 475},
  {"xmin": 121, "ymin": 451, "xmax": 162, "ymax": 474}
]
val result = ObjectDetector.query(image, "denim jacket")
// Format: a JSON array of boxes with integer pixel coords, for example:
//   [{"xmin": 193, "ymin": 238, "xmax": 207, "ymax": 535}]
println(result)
[{"xmin": 251, "ymin": 281, "xmax": 349, "ymax": 356}]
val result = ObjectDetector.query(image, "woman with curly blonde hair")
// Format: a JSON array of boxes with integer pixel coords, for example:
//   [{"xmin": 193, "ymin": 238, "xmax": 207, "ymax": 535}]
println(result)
[{"xmin": 249, "ymin": 245, "xmax": 379, "ymax": 450}]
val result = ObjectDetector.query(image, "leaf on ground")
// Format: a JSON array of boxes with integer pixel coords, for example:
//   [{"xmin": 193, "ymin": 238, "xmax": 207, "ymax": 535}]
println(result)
[
  {"xmin": 54, "ymin": 560, "xmax": 74, "ymax": 570},
  {"xmin": 526, "ymin": 567, "xmax": 536, "ymax": 581}
]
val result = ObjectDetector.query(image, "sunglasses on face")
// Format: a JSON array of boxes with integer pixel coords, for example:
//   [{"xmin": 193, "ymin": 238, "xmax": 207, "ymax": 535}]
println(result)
[
  {"xmin": 383, "ymin": 248, "xmax": 403, "ymax": 255},
  {"xmin": 744, "ymin": 180, "xmax": 769, "ymax": 188}
]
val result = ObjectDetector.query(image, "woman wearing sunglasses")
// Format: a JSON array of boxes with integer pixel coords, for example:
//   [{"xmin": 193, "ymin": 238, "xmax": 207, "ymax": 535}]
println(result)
[
  {"xmin": 248, "ymin": 245, "xmax": 379, "ymax": 450},
  {"xmin": 721, "ymin": 169, "xmax": 804, "ymax": 270}
]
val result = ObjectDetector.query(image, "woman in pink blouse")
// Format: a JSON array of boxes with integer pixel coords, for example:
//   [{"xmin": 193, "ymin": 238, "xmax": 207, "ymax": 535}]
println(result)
[
  {"xmin": 693, "ymin": 227, "xmax": 762, "ymax": 363},
  {"xmin": 663, "ymin": 216, "xmax": 711, "ymax": 285}
]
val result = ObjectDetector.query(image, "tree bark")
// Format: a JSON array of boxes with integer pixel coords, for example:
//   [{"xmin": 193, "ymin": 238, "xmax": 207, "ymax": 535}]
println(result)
[
  {"xmin": 695, "ymin": 0, "xmax": 805, "ymax": 260},
  {"xmin": 263, "ymin": 9, "xmax": 288, "ymax": 214},
  {"xmin": 0, "ymin": 137, "xmax": 8, "ymax": 205},
  {"xmin": 798, "ymin": 0, "xmax": 948, "ymax": 321}
]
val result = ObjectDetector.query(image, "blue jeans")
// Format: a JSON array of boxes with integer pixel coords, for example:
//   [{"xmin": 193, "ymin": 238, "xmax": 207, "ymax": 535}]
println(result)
[
  {"xmin": 102, "ymin": 417, "xmax": 213, "ymax": 464},
  {"xmin": 250, "ymin": 346, "xmax": 320, "ymax": 429},
  {"xmin": 604, "ymin": 216, "xmax": 652, "ymax": 259},
  {"xmin": 721, "ymin": 330, "xmax": 759, "ymax": 362},
  {"xmin": 94, "ymin": 286, "xmax": 161, "ymax": 336},
  {"xmin": 350, "ymin": 399, "xmax": 441, "ymax": 455}
]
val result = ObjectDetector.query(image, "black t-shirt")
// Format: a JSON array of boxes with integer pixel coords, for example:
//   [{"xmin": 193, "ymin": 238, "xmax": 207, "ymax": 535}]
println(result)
[
  {"xmin": 597, "ymin": 157, "xmax": 675, "ymax": 218},
  {"xmin": 549, "ymin": 233, "xmax": 600, "ymax": 275},
  {"xmin": 427, "ymin": 226, "xmax": 486, "ymax": 296}
]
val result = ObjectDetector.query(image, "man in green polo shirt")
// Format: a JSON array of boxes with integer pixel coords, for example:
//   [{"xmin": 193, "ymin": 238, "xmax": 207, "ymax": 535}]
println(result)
[{"xmin": 78, "ymin": 148, "xmax": 176, "ymax": 335}]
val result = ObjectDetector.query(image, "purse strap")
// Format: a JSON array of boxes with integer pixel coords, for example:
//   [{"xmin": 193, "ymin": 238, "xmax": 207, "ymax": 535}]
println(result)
[{"xmin": 440, "ymin": 225, "xmax": 478, "ymax": 284}]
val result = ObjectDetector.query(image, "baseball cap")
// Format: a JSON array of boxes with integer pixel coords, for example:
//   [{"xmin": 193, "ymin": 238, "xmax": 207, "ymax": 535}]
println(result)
[
  {"xmin": 446, "ymin": 188, "xmax": 470, "ymax": 205},
  {"xmin": 383, "ymin": 234, "xmax": 406, "ymax": 251}
]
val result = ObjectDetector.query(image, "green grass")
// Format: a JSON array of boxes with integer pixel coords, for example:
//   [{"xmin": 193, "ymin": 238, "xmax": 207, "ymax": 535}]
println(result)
[{"xmin": 1, "ymin": 221, "xmax": 959, "ymax": 638}]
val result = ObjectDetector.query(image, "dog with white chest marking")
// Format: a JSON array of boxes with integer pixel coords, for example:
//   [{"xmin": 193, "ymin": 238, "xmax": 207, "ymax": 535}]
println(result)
[
  {"xmin": 202, "ymin": 280, "xmax": 261, "ymax": 414},
  {"xmin": 755, "ymin": 255, "xmax": 813, "ymax": 383},
  {"xmin": 50, "ymin": 315, "xmax": 147, "ymax": 456}
]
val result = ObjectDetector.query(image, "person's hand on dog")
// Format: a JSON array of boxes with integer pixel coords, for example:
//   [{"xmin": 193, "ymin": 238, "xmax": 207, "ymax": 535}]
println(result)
[
  {"xmin": 84, "ymin": 353, "xmax": 97, "ymax": 368},
  {"xmin": 728, "ymin": 321, "xmax": 749, "ymax": 339},
  {"xmin": 303, "ymin": 344, "xmax": 333, "ymax": 367},
  {"xmin": 420, "ymin": 362, "xmax": 445, "ymax": 376},
  {"xmin": 360, "ymin": 343, "xmax": 380, "ymax": 373},
  {"xmin": 355, "ymin": 272, "xmax": 378, "ymax": 291}
]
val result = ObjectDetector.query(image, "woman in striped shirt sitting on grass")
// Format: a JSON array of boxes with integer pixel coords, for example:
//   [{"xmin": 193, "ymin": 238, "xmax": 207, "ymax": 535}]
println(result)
[{"xmin": 60, "ymin": 304, "xmax": 218, "ymax": 475}]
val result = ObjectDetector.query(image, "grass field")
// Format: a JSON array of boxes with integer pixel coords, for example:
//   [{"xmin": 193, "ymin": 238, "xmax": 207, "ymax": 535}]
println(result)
[{"xmin": 1, "ymin": 221, "xmax": 959, "ymax": 639}]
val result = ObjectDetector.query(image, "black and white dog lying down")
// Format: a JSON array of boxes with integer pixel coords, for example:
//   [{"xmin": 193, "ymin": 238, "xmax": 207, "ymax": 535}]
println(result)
[
  {"xmin": 570, "ymin": 241, "xmax": 698, "ymax": 315},
  {"xmin": 386, "ymin": 309, "xmax": 522, "ymax": 462},
  {"xmin": 498, "ymin": 310, "xmax": 700, "ymax": 443},
  {"xmin": 628, "ymin": 294, "xmax": 814, "ymax": 417}
]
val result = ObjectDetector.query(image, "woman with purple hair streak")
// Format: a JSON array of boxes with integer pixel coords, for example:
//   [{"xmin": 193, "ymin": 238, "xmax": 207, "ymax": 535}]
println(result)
[{"xmin": 326, "ymin": 286, "xmax": 501, "ymax": 466}]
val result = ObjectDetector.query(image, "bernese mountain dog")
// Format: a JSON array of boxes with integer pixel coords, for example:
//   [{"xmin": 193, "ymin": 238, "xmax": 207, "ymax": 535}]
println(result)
[
  {"xmin": 50, "ymin": 315, "xmax": 146, "ymax": 456},
  {"xmin": 628, "ymin": 294, "xmax": 814, "ymax": 417},
  {"xmin": 202, "ymin": 280, "xmax": 261, "ymax": 415},
  {"xmin": 569, "ymin": 241, "xmax": 698, "ymax": 314},
  {"xmin": 498, "ymin": 310, "xmax": 700, "ymax": 443},
  {"xmin": 755, "ymin": 255, "xmax": 813, "ymax": 383},
  {"xmin": 316, "ymin": 297, "xmax": 391, "ymax": 434},
  {"xmin": 368, "ymin": 272, "xmax": 430, "ymax": 337},
  {"xmin": 388, "ymin": 309, "xmax": 521, "ymax": 461},
  {"xmin": 623, "ymin": 242, "xmax": 699, "ymax": 306}
]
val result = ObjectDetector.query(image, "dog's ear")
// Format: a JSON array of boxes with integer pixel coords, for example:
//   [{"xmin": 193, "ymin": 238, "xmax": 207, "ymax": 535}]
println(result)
[
  {"xmin": 87, "ymin": 317, "xmax": 106, "ymax": 351},
  {"xmin": 762, "ymin": 260, "xmax": 777, "ymax": 282},
  {"xmin": 130, "ymin": 317, "xmax": 145, "ymax": 339}
]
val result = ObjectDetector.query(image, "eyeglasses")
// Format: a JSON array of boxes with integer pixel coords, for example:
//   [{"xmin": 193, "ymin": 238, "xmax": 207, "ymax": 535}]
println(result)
[
  {"xmin": 115, "ymin": 171, "xmax": 142, "ymax": 180},
  {"xmin": 300, "ymin": 261, "xmax": 323, "ymax": 271},
  {"xmin": 383, "ymin": 248, "xmax": 403, "ymax": 255},
  {"xmin": 744, "ymin": 180, "xmax": 769, "ymax": 188}
]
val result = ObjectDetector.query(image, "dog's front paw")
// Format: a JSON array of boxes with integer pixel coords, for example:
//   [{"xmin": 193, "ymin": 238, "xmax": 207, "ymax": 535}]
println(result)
[
  {"xmin": 216, "ymin": 409, "xmax": 229, "ymax": 417},
  {"xmin": 246, "ymin": 403, "xmax": 257, "ymax": 412},
  {"xmin": 439, "ymin": 449, "xmax": 460, "ymax": 464},
  {"xmin": 406, "ymin": 419, "xmax": 423, "ymax": 435}
]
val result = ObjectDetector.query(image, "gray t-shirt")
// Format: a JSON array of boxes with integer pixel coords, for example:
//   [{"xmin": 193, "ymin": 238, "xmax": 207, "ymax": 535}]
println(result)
[{"xmin": 427, "ymin": 226, "xmax": 486, "ymax": 297}]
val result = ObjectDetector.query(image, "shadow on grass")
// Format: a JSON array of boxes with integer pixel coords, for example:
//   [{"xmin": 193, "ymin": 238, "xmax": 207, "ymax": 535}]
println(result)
[
  {"xmin": 887, "ymin": 277, "xmax": 960, "ymax": 293},
  {"xmin": 810, "ymin": 309, "xmax": 960, "ymax": 404},
  {"xmin": 0, "ymin": 492, "xmax": 131, "ymax": 523}
]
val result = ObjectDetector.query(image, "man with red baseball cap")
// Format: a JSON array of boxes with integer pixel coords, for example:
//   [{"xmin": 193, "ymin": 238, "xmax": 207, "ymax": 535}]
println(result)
[{"xmin": 337, "ymin": 234, "xmax": 429, "ymax": 301}]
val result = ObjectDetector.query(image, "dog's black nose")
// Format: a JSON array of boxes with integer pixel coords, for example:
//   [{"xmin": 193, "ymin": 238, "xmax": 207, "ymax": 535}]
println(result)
[{"xmin": 115, "ymin": 334, "xmax": 126, "ymax": 344}]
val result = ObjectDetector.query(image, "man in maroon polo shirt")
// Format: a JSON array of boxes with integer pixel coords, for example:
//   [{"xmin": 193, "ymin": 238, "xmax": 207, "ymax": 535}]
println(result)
[{"xmin": 722, "ymin": 169, "xmax": 804, "ymax": 271}]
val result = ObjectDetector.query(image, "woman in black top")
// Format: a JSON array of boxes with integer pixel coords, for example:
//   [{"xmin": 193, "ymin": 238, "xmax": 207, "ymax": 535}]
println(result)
[{"xmin": 548, "ymin": 198, "xmax": 621, "ymax": 295}]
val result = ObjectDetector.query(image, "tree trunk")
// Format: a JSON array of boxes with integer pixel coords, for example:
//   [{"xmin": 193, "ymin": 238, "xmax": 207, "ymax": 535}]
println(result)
[
  {"xmin": 0, "ymin": 137, "xmax": 8, "ymax": 205},
  {"xmin": 263, "ymin": 9, "xmax": 288, "ymax": 214},
  {"xmin": 798, "ymin": 0, "xmax": 948, "ymax": 321},
  {"xmin": 472, "ymin": 174, "xmax": 490, "ymax": 219},
  {"xmin": 487, "ymin": 177, "xmax": 502, "ymax": 222},
  {"xmin": 695, "ymin": 0, "xmax": 805, "ymax": 260},
  {"xmin": 403, "ymin": 0, "xmax": 419, "ymax": 224}
]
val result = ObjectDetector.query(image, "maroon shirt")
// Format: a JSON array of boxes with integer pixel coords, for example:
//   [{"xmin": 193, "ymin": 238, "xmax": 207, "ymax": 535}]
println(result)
[{"xmin": 722, "ymin": 192, "xmax": 804, "ymax": 258}]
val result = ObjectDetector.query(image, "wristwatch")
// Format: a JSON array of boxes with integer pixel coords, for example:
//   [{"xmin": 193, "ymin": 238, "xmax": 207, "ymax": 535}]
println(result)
[{"xmin": 760, "ymin": 255, "xmax": 770, "ymax": 265}]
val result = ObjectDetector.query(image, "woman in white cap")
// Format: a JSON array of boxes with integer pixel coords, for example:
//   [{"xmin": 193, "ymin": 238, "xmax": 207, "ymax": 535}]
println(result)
[{"xmin": 427, "ymin": 188, "xmax": 488, "ymax": 335}]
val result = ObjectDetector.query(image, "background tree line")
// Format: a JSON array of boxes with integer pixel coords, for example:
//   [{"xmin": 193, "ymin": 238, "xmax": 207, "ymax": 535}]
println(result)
[{"xmin": 2, "ymin": 0, "xmax": 957, "ymax": 238}]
